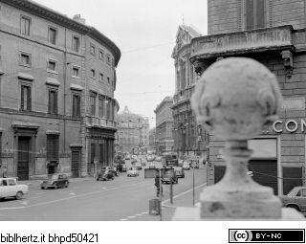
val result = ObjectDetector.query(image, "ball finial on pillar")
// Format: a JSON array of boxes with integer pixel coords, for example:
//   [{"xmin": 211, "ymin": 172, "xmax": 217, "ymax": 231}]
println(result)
[{"xmin": 191, "ymin": 57, "xmax": 283, "ymax": 219}]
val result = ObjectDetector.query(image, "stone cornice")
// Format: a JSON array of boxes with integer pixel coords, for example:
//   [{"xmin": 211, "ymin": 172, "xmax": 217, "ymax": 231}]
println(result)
[{"xmin": 1, "ymin": 0, "xmax": 121, "ymax": 66}]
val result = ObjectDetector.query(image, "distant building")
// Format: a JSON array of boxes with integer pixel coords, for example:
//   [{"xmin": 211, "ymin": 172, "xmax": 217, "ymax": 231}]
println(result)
[
  {"xmin": 154, "ymin": 96, "xmax": 174, "ymax": 155},
  {"xmin": 116, "ymin": 107, "xmax": 149, "ymax": 154},
  {"xmin": 0, "ymin": 0, "xmax": 120, "ymax": 179},
  {"xmin": 171, "ymin": 25, "xmax": 209, "ymax": 158},
  {"xmin": 148, "ymin": 128, "xmax": 156, "ymax": 153}
]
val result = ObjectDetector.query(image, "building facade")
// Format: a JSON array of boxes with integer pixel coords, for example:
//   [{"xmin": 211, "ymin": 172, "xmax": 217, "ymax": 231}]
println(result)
[
  {"xmin": 148, "ymin": 128, "xmax": 156, "ymax": 153},
  {"xmin": 171, "ymin": 25, "xmax": 209, "ymax": 158},
  {"xmin": 154, "ymin": 96, "xmax": 174, "ymax": 155},
  {"xmin": 0, "ymin": 0, "xmax": 120, "ymax": 179},
  {"xmin": 116, "ymin": 107, "xmax": 149, "ymax": 154},
  {"xmin": 191, "ymin": 0, "xmax": 306, "ymax": 195}
]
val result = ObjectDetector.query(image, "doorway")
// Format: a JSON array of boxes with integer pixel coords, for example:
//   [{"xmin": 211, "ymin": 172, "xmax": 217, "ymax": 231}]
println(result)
[
  {"xmin": 17, "ymin": 136, "xmax": 30, "ymax": 180},
  {"xmin": 71, "ymin": 147, "xmax": 81, "ymax": 178}
]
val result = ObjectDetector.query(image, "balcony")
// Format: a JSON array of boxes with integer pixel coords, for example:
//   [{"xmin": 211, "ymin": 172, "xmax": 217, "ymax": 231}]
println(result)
[
  {"xmin": 190, "ymin": 25, "xmax": 295, "ymax": 61},
  {"xmin": 86, "ymin": 117, "xmax": 116, "ymax": 129}
]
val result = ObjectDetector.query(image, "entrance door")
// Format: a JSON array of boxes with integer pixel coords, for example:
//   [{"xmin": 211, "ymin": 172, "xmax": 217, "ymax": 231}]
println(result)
[
  {"xmin": 17, "ymin": 137, "xmax": 30, "ymax": 180},
  {"xmin": 71, "ymin": 148, "xmax": 81, "ymax": 178}
]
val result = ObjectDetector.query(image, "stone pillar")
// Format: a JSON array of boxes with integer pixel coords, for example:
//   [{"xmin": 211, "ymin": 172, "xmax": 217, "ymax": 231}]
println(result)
[{"xmin": 173, "ymin": 57, "xmax": 304, "ymax": 220}]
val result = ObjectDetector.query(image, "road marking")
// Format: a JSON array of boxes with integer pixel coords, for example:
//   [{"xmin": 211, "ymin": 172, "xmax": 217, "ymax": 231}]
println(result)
[
  {"xmin": 120, "ymin": 218, "xmax": 128, "ymax": 221},
  {"xmin": 0, "ymin": 181, "xmax": 149, "ymax": 211},
  {"xmin": 127, "ymin": 216, "xmax": 136, "ymax": 219}
]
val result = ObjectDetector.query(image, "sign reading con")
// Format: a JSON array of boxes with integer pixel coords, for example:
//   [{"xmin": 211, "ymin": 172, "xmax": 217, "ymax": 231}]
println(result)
[{"xmin": 272, "ymin": 119, "xmax": 306, "ymax": 133}]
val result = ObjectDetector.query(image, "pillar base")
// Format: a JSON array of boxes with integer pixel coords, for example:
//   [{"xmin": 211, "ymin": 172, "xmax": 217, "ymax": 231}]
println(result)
[{"xmin": 198, "ymin": 182, "xmax": 282, "ymax": 219}]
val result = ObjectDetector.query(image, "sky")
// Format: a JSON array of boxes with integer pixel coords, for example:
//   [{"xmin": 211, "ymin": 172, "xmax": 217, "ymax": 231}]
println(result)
[{"xmin": 34, "ymin": 0, "xmax": 208, "ymax": 128}]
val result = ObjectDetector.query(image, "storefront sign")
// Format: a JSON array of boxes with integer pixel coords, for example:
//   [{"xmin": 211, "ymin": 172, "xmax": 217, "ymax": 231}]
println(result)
[{"xmin": 272, "ymin": 119, "xmax": 306, "ymax": 133}]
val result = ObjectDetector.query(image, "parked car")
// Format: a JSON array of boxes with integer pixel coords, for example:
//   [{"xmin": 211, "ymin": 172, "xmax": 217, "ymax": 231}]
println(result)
[
  {"xmin": 280, "ymin": 186, "xmax": 306, "ymax": 214},
  {"xmin": 96, "ymin": 168, "xmax": 115, "ymax": 181},
  {"xmin": 127, "ymin": 168, "xmax": 139, "ymax": 177},
  {"xmin": 41, "ymin": 173, "xmax": 69, "ymax": 189},
  {"xmin": 182, "ymin": 161, "xmax": 190, "ymax": 170},
  {"xmin": 161, "ymin": 169, "xmax": 178, "ymax": 184},
  {"xmin": 174, "ymin": 166, "xmax": 185, "ymax": 178},
  {"xmin": 0, "ymin": 178, "xmax": 28, "ymax": 200}
]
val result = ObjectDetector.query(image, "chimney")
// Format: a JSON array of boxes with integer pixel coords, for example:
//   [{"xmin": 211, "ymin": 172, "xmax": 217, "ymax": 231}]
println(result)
[{"xmin": 73, "ymin": 14, "xmax": 86, "ymax": 25}]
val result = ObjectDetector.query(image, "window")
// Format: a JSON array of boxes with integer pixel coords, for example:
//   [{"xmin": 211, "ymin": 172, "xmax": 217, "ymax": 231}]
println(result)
[
  {"xmin": 98, "ymin": 96, "xmax": 104, "ymax": 118},
  {"xmin": 20, "ymin": 84, "xmax": 31, "ymax": 111},
  {"xmin": 90, "ymin": 69, "xmax": 96, "ymax": 78},
  {"xmin": 90, "ymin": 92, "xmax": 96, "ymax": 116},
  {"xmin": 47, "ymin": 60, "xmax": 56, "ymax": 71},
  {"xmin": 8, "ymin": 179, "xmax": 16, "ymax": 186},
  {"xmin": 72, "ymin": 36, "xmax": 80, "ymax": 52},
  {"xmin": 20, "ymin": 16, "xmax": 31, "ymax": 36},
  {"xmin": 107, "ymin": 77, "xmax": 110, "ymax": 84},
  {"xmin": 47, "ymin": 134, "xmax": 59, "ymax": 161},
  {"xmin": 99, "ymin": 73, "xmax": 104, "ymax": 81},
  {"xmin": 72, "ymin": 67, "xmax": 80, "ymax": 77},
  {"xmin": 90, "ymin": 43, "xmax": 96, "ymax": 56},
  {"xmin": 48, "ymin": 27, "xmax": 57, "ymax": 45},
  {"xmin": 245, "ymin": 0, "xmax": 265, "ymax": 30},
  {"xmin": 106, "ymin": 98, "xmax": 111, "ymax": 120},
  {"xmin": 99, "ymin": 50, "xmax": 104, "ymax": 60},
  {"xmin": 106, "ymin": 54, "xmax": 111, "ymax": 65},
  {"xmin": 20, "ymin": 53, "xmax": 31, "ymax": 67},
  {"xmin": 48, "ymin": 89, "xmax": 58, "ymax": 114},
  {"xmin": 72, "ymin": 93, "xmax": 81, "ymax": 117}
]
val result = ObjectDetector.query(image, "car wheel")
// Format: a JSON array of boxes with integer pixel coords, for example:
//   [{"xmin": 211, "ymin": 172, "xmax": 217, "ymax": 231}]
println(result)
[
  {"xmin": 65, "ymin": 182, "xmax": 69, "ymax": 188},
  {"xmin": 16, "ymin": 191, "xmax": 23, "ymax": 200}
]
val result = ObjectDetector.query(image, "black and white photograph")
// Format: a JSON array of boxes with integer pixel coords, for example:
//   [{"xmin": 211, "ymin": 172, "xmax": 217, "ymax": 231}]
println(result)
[{"xmin": 0, "ymin": 0, "xmax": 305, "ymax": 241}]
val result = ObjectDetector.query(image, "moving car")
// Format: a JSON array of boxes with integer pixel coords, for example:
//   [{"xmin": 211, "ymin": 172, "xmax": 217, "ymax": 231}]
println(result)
[
  {"xmin": 280, "ymin": 186, "xmax": 306, "ymax": 214},
  {"xmin": 41, "ymin": 173, "xmax": 69, "ymax": 189},
  {"xmin": 182, "ymin": 161, "xmax": 190, "ymax": 170},
  {"xmin": 96, "ymin": 170, "xmax": 115, "ymax": 181},
  {"xmin": 0, "ymin": 178, "xmax": 28, "ymax": 200},
  {"xmin": 174, "ymin": 166, "xmax": 185, "ymax": 178},
  {"xmin": 161, "ymin": 169, "xmax": 178, "ymax": 184},
  {"xmin": 127, "ymin": 168, "xmax": 139, "ymax": 177}
]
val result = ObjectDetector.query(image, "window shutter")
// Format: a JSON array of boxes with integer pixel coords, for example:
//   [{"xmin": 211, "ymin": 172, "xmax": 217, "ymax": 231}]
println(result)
[
  {"xmin": 48, "ymin": 90, "xmax": 51, "ymax": 113},
  {"xmin": 256, "ymin": 0, "xmax": 265, "ymax": 29},
  {"xmin": 54, "ymin": 91, "xmax": 58, "ymax": 114},
  {"xmin": 27, "ymin": 86, "xmax": 31, "ymax": 111},
  {"xmin": 21, "ymin": 86, "xmax": 24, "ymax": 110},
  {"xmin": 246, "ymin": 0, "xmax": 254, "ymax": 30}
]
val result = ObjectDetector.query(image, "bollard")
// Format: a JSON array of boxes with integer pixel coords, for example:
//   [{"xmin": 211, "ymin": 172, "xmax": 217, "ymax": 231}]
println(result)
[{"xmin": 191, "ymin": 57, "xmax": 282, "ymax": 219}]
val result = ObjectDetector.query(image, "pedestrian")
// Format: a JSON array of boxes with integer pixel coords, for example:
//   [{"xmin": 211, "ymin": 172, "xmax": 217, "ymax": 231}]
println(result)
[{"xmin": 154, "ymin": 174, "xmax": 160, "ymax": 197}]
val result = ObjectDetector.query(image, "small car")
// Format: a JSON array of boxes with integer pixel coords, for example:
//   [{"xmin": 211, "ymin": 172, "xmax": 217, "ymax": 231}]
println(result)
[
  {"xmin": 161, "ymin": 170, "xmax": 178, "ymax": 184},
  {"xmin": 174, "ymin": 166, "xmax": 185, "ymax": 178},
  {"xmin": 127, "ymin": 168, "xmax": 139, "ymax": 177},
  {"xmin": 0, "ymin": 178, "xmax": 28, "ymax": 200},
  {"xmin": 182, "ymin": 161, "xmax": 190, "ymax": 170},
  {"xmin": 96, "ymin": 170, "xmax": 115, "ymax": 181},
  {"xmin": 280, "ymin": 186, "xmax": 306, "ymax": 214},
  {"xmin": 41, "ymin": 173, "xmax": 69, "ymax": 189}
]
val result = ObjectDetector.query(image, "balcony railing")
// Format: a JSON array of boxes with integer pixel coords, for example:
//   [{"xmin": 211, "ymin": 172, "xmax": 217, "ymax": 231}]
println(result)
[
  {"xmin": 86, "ymin": 117, "xmax": 116, "ymax": 128},
  {"xmin": 191, "ymin": 25, "xmax": 294, "ymax": 60}
]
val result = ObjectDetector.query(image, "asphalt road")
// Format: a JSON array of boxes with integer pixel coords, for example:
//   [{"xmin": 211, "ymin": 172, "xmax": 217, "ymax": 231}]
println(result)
[{"xmin": 0, "ymin": 167, "xmax": 207, "ymax": 221}]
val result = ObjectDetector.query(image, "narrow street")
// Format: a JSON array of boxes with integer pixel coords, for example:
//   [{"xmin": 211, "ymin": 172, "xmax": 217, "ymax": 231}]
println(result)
[{"xmin": 0, "ymin": 167, "xmax": 207, "ymax": 221}]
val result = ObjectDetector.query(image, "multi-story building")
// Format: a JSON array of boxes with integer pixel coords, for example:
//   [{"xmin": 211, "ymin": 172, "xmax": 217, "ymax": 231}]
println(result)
[
  {"xmin": 171, "ymin": 25, "xmax": 209, "ymax": 158},
  {"xmin": 154, "ymin": 96, "xmax": 174, "ymax": 155},
  {"xmin": 116, "ymin": 107, "xmax": 149, "ymax": 154},
  {"xmin": 148, "ymin": 128, "xmax": 156, "ymax": 153},
  {"xmin": 190, "ymin": 0, "xmax": 306, "ymax": 195},
  {"xmin": 0, "ymin": 0, "xmax": 120, "ymax": 179}
]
